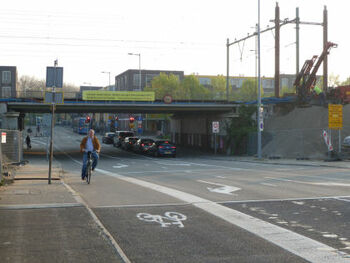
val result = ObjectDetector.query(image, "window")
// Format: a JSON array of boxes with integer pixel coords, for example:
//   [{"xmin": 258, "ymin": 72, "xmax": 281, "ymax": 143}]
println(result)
[
  {"xmin": 133, "ymin": 73, "xmax": 140, "ymax": 86},
  {"xmin": 2, "ymin": 71, "xmax": 11, "ymax": 84},
  {"xmin": 146, "ymin": 74, "xmax": 157, "ymax": 85},
  {"xmin": 2, "ymin": 86, "xmax": 11, "ymax": 98}
]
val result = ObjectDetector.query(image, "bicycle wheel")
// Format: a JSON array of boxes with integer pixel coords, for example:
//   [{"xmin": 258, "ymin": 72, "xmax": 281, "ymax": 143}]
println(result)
[{"xmin": 86, "ymin": 163, "xmax": 92, "ymax": 184}]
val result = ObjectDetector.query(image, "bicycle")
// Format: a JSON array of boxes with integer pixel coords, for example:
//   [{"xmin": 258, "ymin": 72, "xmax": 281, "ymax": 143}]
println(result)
[{"xmin": 86, "ymin": 151, "xmax": 92, "ymax": 184}]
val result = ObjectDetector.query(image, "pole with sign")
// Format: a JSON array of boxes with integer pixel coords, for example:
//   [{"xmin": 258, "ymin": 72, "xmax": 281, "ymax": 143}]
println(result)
[
  {"xmin": 328, "ymin": 104, "xmax": 343, "ymax": 154},
  {"xmin": 47, "ymin": 60, "xmax": 63, "ymax": 184},
  {"xmin": 212, "ymin": 121, "xmax": 219, "ymax": 155}
]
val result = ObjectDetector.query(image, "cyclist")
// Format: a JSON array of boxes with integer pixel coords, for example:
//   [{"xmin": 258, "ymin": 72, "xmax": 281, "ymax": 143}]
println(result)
[{"xmin": 80, "ymin": 129, "xmax": 101, "ymax": 180}]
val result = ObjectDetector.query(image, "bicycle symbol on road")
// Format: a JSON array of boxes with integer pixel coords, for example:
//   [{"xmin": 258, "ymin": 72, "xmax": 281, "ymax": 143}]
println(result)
[{"xmin": 137, "ymin": 212, "xmax": 187, "ymax": 228}]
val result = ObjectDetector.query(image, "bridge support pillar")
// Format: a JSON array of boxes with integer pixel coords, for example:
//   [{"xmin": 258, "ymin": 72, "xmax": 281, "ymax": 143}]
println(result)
[{"xmin": 1, "ymin": 112, "xmax": 20, "ymax": 130}]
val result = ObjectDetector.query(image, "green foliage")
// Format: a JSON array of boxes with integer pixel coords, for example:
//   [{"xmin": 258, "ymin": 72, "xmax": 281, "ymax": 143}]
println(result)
[
  {"xmin": 341, "ymin": 77, "xmax": 350, "ymax": 85},
  {"xmin": 281, "ymin": 85, "xmax": 296, "ymax": 96},
  {"xmin": 236, "ymin": 78, "xmax": 263, "ymax": 102},
  {"xmin": 225, "ymin": 105, "xmax": 257, "ymax": 155},
  {"xmin": 210, "ymin": 75, "xmax": 226, "ymax": 100},
  {"xmin": 144, "ymin": 73, "xmax": 181, "ymax": 99},
  {"xmin": 145, "ymin": 73, "xmax": 211, "ymax": 100}
]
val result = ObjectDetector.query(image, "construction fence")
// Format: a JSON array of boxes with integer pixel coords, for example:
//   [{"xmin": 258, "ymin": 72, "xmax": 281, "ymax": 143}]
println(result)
[{"xmin": 0, "ymin": 129, "xmax": 23, "ymax": 181}]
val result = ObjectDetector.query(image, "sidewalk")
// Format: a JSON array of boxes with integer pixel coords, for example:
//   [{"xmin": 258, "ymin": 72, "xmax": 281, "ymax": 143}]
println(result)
[{"xmin": 0, "ymin": 161, "xmax": 122, "ymax": 263}]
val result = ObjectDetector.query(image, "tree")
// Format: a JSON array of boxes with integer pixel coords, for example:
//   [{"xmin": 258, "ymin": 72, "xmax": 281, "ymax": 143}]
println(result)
[
  {"xmin": 328, "ymin": 73, "xmax": 341, "ymax": 87},
  {"xmin": 210, "ymin": 75, "xmax": 226, "ymax": 100},
  {"xmin": 341, "ymin": 77, "xmax": 350, "ymax": 85},
  {"xmin": 225, "ymin": 105, "xmax": 256, "ymax": 155},
  {"xmin": 236, "ymin": 78, "xmax": 263, "ymax": 102},
  {"xmin": 18, "ymin": 75, "xmax": 79, "ymax": 98},
  {"xmin": 144, "ymin": 73, "xmax": 181, "ymax": 99},
  {"xmin": 181, "ymin": 75, "xmax": 210, "ymax": 100}
]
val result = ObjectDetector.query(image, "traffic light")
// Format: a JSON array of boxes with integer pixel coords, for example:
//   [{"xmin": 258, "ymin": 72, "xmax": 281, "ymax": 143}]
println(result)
[
  {"xmin": 85, "ymin": 116, "xmax": 91, "ymax": 123},
  {"xmin": 115, "ymin": 116, "xmax": 119, "ymax": 121},
  {"xmin": 129, "ymin": 116, "xmax": 135, "ymax": 123}
]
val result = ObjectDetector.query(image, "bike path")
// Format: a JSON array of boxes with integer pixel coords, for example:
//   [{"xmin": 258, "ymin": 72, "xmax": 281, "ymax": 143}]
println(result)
[{"xmin": 93, "ymin": 204, "xmax": 308, "ymax": 263}]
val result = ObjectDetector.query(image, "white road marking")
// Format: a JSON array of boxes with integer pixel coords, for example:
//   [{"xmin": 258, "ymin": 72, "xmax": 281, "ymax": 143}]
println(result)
[
  {"xmin": 266, "ymin": 177, "xmax": 350, "ymax": 187},
  {"xmin": 62, "ymin": 181, "xmax": 131, "ymax": 263},
  {"xmin": 137, "ymin": 212, "xmax": 187, "ymax": 228},
  {"xmin": 113, "ymin": 164, "xmax": 128, "ymax": 169},
  {"xmin": 92, "ymin": 167, "xmax": 349, "ymax": 262},
  {"xmin": 197, "ymin": 180, "xmax": 241, "ymax": 195},
  {"xmin": 0, "ymin": 203, "xmax": 82, "ymax": 210}
]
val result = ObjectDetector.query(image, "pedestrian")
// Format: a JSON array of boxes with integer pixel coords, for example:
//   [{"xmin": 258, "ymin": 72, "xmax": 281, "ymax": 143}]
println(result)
[{"xmin": 25, "ymin": 135, "xmax": 31, "ymax": 149}]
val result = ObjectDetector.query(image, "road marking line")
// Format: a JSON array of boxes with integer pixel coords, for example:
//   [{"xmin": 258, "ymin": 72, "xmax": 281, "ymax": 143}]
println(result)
[
  {"xmin": 0, "ymin": 203, "xmax": 83, "ymax": 210},
  {"xmin": 62, "ymin": 181, "xmax": 131, "ymax": 263},
  {"xmin": 93, "ymin": 168, "xmax": 349, "ymax": 263}
]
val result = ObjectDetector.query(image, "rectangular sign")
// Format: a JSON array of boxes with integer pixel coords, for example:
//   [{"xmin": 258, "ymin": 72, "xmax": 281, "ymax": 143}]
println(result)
[
  {"xmin": 82, "ymin": 91, "xmax": 155, "ymax": 101},
  {"xmin": 212, "ymin": 121, "xmax": 219, "ymax": 133},
  {"xmin": 328, "ymin": 104, "xmax": 343, "ymax": 129},
  {"xmin": 44, "ymin": 91, "xmax": 64, "ymax": 104},
  {"xmin": 1, "ymin": 132, "xmax": 6, "ymax": 143},
  {"xmin": 46, "ymin": 67, "xmax": 63, "ymax": 88}
]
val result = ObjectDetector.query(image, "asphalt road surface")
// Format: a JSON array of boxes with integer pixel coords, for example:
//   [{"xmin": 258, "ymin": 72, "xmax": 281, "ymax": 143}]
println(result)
[{"xmin": 22, "ymin": 126, "xmax": 350, "ymax": 262}]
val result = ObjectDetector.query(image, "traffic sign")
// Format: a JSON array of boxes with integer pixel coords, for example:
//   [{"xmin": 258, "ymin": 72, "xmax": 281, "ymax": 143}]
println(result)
[
  {"xmin": 212, "ymin": 121, "xmax": 219, "ymax": 133},
  {"xmin": 328, "ymin": 104, "xmax": 343, "ymax": 129},
  {"xmin": 46, "ymin": 67, "xmax": 63, "ymax": 88}
]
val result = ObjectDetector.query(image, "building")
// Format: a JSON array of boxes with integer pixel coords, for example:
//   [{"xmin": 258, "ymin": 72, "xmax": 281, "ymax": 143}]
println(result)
[
  {"xmin": 0, "ymin": 66, "xmax": 17, "ymax": 98},
  {"xmin": 195, "ymin": 74, "xmax": 299, "ymax": 96},
  {"xmin": 115, "ymin": 69, "xmax": 184, "ymax": 91}
]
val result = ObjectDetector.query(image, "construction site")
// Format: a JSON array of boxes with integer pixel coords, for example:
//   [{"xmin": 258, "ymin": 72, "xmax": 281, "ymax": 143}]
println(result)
[{"xmin": 230, "ymin": 3, "xmax": 350, "ymax": 160}]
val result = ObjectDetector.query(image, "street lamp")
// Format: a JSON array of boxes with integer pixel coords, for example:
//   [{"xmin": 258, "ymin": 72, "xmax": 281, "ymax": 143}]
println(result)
[
  {"xmin": 128, "ymin": 53, "xmax": 141, "ymax": 91},
  {"xmin": 101, "ymin": 71, "xmax": 111, "ymax": 88}
]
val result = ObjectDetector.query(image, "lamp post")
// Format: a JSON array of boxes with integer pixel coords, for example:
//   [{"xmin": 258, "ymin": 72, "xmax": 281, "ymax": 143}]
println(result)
[
  {"xmin": 101, "ymin": 71, "xmax": 111, "ymax": 88},
  {"xmin": 128, "ymin": 53, "xmax": 141, "ymax": 91}
]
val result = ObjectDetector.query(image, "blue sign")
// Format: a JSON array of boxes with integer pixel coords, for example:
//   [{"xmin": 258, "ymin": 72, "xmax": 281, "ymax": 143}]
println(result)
[
  {"xmin": 138, "ymin": 128, "xmax": 143, "ymax": 134},
  {"xmin": 137, "ymin": 116, "xmax": 143, "ymax": 121},
  {"xmin": 46, "ymin": 67, "xmax": 63, "ymax": 88}
]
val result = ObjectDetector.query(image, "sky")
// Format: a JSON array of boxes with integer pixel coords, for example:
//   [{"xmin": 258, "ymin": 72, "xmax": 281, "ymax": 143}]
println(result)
[{"xmin": 0, "ymin": 0, "xmax": 348, "ymax": 87}]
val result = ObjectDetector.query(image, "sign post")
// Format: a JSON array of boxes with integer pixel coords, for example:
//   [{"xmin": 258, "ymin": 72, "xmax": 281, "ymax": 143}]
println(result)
[
  {"xmin": 46, "ymin": 60, "xmax": 63, "ymax": 184},
  {"xmin": 212, "ymin": 121, "xmax": 219, "ymax": 155}
]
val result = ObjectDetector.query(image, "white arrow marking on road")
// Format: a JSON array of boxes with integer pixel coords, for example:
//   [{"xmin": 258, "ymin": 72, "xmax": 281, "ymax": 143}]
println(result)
[
  {"xmin": 197, "ymin": 180, "xmax": 241, "ymax": 195},
  {"xmin": 113, "ymin": 164, "xmax": 129, "ymax": 169}
]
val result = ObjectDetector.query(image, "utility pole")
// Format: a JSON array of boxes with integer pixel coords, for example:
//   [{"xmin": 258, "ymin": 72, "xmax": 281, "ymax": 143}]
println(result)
[
  {"xmin": 296, "ymin": 7, "xmax": 300, "ymax": 76},
  {"xmin": 323, "ymin": 5, "xmax": 328, "ymax": 92},
  {"xmin": 274, "ymin": 2, "xmax": 280, "ymax": 98},
  {"xmin": 226, "ymin": 38, "xmax": 230, "ymax": 101},
  {"xmin": 257, "ymin": 0, "xmax": 262, "ymax": 159}
]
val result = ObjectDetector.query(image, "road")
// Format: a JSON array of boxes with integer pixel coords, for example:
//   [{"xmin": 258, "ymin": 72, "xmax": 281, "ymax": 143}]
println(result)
[{"xmin": 24, "ymin": 126, "xmax": 350, "ymax": 262}]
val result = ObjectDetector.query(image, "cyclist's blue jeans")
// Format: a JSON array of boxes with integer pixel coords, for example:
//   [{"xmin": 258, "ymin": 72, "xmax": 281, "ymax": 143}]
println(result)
[{"xmin": 82, "ymin": 151, "xmax": 99, "ymax": 179}]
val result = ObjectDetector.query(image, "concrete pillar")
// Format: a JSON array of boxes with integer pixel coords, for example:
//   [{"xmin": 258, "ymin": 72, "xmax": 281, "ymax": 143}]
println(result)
[{"xmin": 2, "ymin": 112, "xmax": 20, "ymax": 130}]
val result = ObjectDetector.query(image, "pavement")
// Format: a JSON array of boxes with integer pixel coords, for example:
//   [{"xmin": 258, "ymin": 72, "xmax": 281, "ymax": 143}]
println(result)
[
  {"xmin": 1, "ymin": 155, "xmax": 350, "ymax": 262},
  {"xmin": 0, "ymin": 160, "xmax": 123, "ymax": 263}
]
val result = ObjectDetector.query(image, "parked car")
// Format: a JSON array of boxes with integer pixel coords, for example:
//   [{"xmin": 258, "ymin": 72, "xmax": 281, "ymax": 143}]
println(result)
[
  {"xmin": 113, "ymin": 131, "xmax": 135, "ymax": 147},
  {"xmin": 148, "ymin": 140, "xmax": 176, "ymax": 157},
  {"xmin": 133, "ymin": 138, "xmax": 155, "ymax": 153},
  {"xmin": 102, "ymin": 132, "xmax": 115, "ymax": 144},
  {"xmin": 121, "ymin": 137, "xmax": 139, "ymax": 151}
]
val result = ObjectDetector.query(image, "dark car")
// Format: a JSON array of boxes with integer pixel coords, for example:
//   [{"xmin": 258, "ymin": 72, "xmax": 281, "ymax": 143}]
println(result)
[
  {"xmin": 133, "ymin": 138, "xmax": 155, "ymax": 153},
  {"xmin": 148, "ymin": 140, "xmax": 176, "ymax": 157},
  {"xmin": 121, "ymin": 137, "xmax": 139, "ymax": 151},
  {"xmin": 113, "ymin": 131, "xmax": 135, "ymax": 147},
  {"xmin": 102, "ymin": 132, "xmax": 115, "ymax": 144}
]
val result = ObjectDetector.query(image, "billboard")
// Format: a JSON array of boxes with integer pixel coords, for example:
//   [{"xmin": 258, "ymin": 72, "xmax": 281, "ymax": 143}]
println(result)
[{"xmin": 82, "ymin": 91, "xmax": 155, "ymax": 101}]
